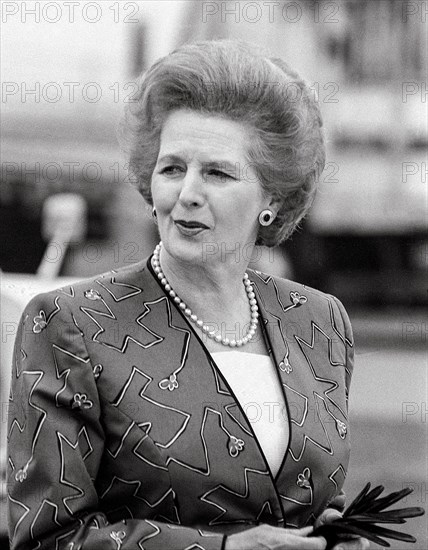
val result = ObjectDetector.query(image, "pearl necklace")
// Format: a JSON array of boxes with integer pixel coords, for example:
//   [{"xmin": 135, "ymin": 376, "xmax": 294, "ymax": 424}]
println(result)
[{"xmin": 151, "ymin": 242, "xmax": 259, "ymax": 347}]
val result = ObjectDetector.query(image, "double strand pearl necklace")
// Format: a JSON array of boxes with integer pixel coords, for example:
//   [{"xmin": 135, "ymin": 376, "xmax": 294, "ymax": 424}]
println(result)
[{"xmin": 151, "ymin": 243, "xmax": 259, "ymax": 347}]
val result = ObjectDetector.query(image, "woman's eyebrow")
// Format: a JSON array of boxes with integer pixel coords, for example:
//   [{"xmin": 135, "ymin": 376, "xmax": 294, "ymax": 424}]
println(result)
[
  {"xmin": 157, "ymin": 154, "xmax": 184, "ymax": 164},
  {"xmin": 203, "ymin": 160, "xmax": 239, "ymax": 173},
  {"xmin": 157, "ymin": 155, "xmax": 239, "ymax": 174}
]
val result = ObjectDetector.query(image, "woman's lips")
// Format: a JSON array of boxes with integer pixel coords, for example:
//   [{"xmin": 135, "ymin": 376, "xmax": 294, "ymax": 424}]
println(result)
[
  {"xmin": 174, "ymin": 220, "xmax": 209, "ymax": 236},
  {"xmin": 174, "ymin": 220, "xmax": 209, "ymax": 229}
]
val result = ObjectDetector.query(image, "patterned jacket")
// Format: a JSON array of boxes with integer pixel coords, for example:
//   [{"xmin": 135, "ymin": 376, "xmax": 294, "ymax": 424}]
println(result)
[{"xmin": 7, "ymin": 257, "xmax": 353, "ymax": 549}]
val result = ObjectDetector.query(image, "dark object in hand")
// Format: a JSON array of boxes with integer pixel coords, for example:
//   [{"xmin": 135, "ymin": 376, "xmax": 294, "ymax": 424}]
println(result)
[{"xmin": 311, "ymin": 483, "xmax": 425, "ymax": 548}]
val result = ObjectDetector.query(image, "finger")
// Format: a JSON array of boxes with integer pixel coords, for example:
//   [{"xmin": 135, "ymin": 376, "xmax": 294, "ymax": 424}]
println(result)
[
  {"xmin": 285, "ymin": 526, "xmax": 314, "ymax": 537},
  {"xmin": 332, "ymin": 537, "xmax": 371, "ymax": 550},
  {"xmin": 314, "ymin": 508, "xmax": 343, "ymax": 528},
  {"xmin": 329, "ymin": 493, "xmax": 346, "ymax": 510},
  {"xmin": 322, "ymin": 509, "xmax": 342, "ymax": 524},
  {"xmin": 283, "ymin": 534, "xmax": 327, "ymax": 550}
]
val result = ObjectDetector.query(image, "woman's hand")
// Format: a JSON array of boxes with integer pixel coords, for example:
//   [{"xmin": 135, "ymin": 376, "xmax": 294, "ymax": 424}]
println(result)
[
  {"xmin": 314, "ymin": 508, "xmax": 370, "ymax": 550},
  {"xmin": 225, "ymin": 524, "xmax": 327, "ymax": 549}
]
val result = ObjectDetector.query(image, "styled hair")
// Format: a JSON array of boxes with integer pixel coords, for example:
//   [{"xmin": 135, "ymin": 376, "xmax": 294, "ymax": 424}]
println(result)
[{"xmin": 122, "ymin": 39, "xmax": 325, "ymax": 246}]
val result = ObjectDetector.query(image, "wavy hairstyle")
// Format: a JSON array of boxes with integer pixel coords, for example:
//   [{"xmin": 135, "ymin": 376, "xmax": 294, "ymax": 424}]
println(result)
[{"xmin": 121, "ymin": 39, "xmax": 325, "ymax": 246}]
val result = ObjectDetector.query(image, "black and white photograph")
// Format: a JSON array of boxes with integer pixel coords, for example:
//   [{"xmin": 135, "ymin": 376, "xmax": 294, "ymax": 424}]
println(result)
[{"xmin": 1, "ymin": 1, "xmax": 427, "ymax": 549}]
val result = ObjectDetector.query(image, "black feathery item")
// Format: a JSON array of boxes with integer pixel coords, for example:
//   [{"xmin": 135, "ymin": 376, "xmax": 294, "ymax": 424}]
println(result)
[{"xmin": 311, "ymin": 484, "xmax": 425, "ymax": 548}]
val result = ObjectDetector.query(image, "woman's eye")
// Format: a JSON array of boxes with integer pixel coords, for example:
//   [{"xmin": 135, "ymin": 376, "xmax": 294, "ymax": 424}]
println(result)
[
  {"xmin": 159, "ymin": 165, "xmax": 183, "ymax": 176},
  {"xmin": 207, "ymin": 169, "xmax": 235, "ymax": 180}
]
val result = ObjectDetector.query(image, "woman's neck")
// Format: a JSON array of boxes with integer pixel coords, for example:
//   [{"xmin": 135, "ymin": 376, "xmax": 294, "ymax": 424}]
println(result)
[
  {"xmin": 157, "ymin": 245, "xmax": 251, "ymax": 322},
  {"xmin": 155, "ymin": 244, "xmax": 269, "ymax": 355}
]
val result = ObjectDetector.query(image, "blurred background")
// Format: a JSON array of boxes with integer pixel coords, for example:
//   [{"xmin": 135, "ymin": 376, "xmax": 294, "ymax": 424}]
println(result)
[{"xmin": 1, "ymin": 1, "xmax": 427, "ymax": 548}]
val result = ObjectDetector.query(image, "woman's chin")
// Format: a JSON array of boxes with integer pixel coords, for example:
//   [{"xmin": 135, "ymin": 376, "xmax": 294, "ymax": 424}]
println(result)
[{"xmin": 161, "ymin": 233, "xmax": 211, "ymax": 266}]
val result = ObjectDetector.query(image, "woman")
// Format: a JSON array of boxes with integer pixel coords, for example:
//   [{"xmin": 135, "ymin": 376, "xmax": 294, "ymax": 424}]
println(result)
[{"xmin": 7, "ymin": 40, "xmax": 368, "ymax": 549}]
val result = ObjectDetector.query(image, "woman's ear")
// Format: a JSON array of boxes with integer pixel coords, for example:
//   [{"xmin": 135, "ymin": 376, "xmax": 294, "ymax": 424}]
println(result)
[{"xmin": 267, "ymin": 196, "xmax": 281, "ymax": 218}]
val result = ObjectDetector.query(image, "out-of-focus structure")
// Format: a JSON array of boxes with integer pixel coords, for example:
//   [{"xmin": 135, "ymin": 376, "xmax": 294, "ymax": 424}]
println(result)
[
  {"xmin": 1, "ymin": 0, "xmax": 427, "ymax": 304},
  {"xmin": 174, "ymin": 0, "xmax": 427, "ymax": 305}
]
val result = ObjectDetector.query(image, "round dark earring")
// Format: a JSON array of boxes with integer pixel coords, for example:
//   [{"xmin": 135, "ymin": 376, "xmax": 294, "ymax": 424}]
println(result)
[
  {"xmin": 152, "ymin": 207, "xmax": 158, "ymax": 225},
  {"xmin": 258, "ymin": 209, "xmax": 274, "ymax": 226}
]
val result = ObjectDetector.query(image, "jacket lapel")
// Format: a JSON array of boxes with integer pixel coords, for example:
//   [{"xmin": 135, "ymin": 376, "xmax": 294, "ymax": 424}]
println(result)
[
  {"xmin": 250, "ymin": 269, "xmax": 351, "ymax": 526},
  {"xmin": 140, "ymin": 261, "xmax": 287, "ymax": 527}
]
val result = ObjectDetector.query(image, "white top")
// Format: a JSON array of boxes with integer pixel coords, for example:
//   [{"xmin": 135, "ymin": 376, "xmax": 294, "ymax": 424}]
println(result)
[{"xmin": 212, "ymin": 351, "xmax": 289, "ymax": 477}]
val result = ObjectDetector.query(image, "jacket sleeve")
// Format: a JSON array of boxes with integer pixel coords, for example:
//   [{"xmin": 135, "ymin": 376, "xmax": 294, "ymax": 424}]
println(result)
[
  {"xmin": 7, "ymin": 292, "xmax": 226, "ymax": 550},
  {"xmin": 330, "ymin": 294, "xmax": 355, "ymax": 405},
  {"xmin": 325, "ymin": 295, "xmax": 355, "ymax": 514}
]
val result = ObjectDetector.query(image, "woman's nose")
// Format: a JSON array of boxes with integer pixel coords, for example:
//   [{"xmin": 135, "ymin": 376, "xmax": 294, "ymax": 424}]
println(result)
[{"xmin": 178, "ymin": 170, "xmax": 204, "ymax": 207}]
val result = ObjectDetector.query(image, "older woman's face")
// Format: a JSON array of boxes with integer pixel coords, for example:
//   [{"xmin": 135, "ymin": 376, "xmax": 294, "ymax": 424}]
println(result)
[{"xmin": 151, "ymin": 109, "xmax": 273, "ymax": 266}]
